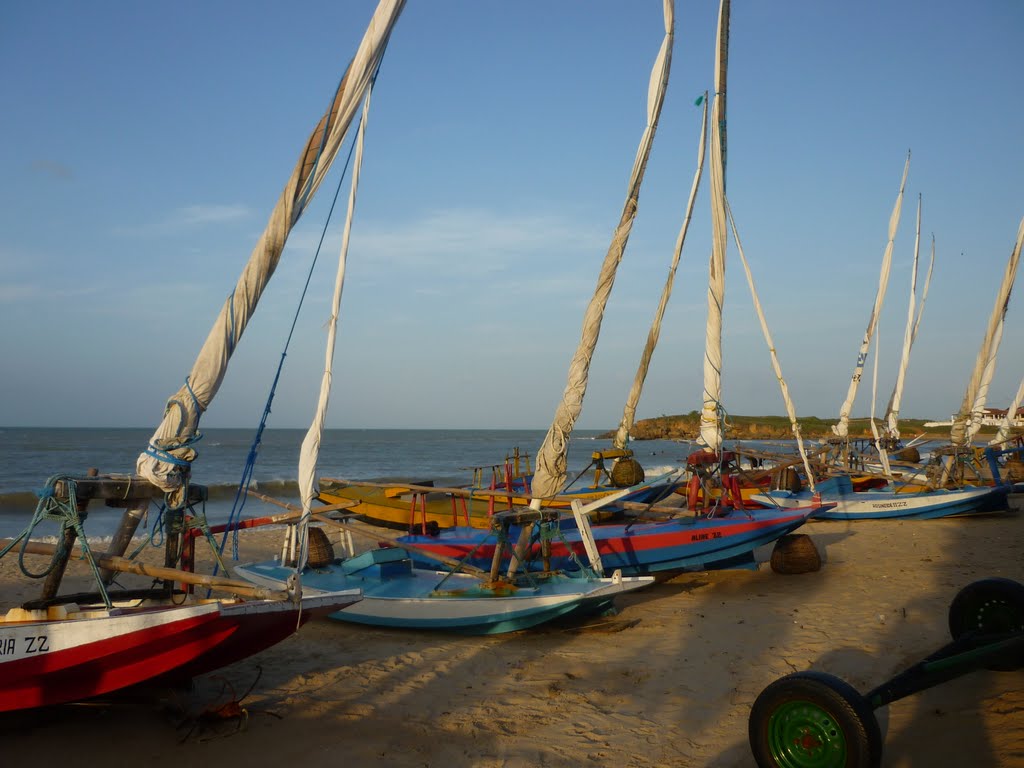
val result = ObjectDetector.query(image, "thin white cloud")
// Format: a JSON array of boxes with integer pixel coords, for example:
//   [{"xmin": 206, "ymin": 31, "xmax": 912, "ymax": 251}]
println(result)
[
  {"xmin": 353, "ymin": 209, "xmax": 605, "ymax": 272},
  {"xmin": 176, "ymin": 204, "xmax": 251, "ymax": 226},
  {"xmin": 0, "ymin": 283, "xmax": 41, "ymax": 302},
  {"xmin": 113, "ymin": 203, "xmax": 252, "ymax": 237},
  {"xmin": 31, "ymin": 159, "xmax": 74, "ymax": 180},
  {"xmin": 0, "ymin": 282, "xmax": 99, "ymax": 303}
]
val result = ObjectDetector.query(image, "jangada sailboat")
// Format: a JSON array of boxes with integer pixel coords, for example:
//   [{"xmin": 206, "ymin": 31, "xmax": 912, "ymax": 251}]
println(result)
[
  {"xmin": 316, "ymin": 450, "xmax": 681, "ymax": 532},
  {"xmin": 226, "ymin": 4, "xmax": 671, "ymax": 632},
  {"xmin": 234, "ymin": 497, "xmax": 652, "ymax": 635},
  {"xmin": 400, "ymin": 0, "xmax": 828, "ymax": 578},
  {"xmin": 0, "ymin": 0, "xmax": 414, "ymax": 712},
  {"xmin": 753, "ymin": 213, "xmax": 1023, "ymax": 520}
]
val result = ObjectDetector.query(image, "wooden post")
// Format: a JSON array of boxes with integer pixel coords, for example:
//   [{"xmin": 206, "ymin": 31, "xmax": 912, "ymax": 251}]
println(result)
[
  {"xmin": 3, "ymin": 537, "xmax": 288, "ymax": 600},
  {"xmin": 99, "ymin": 499, "xmax": 150, "ymax": 585},
  {"xmin": 163, "ymin": 507, "xmax": 186, "ymax": 590},
  {"xmin": 488, "ymin": 536, "xmax": 505, "ymax": 583},
  {"xmin": 505, "ymin": 523, "xmax": 534, "ymax": 578},
  {"xmin": 40, "ymin": 467, "xmax": 97, "ymax": 600}
]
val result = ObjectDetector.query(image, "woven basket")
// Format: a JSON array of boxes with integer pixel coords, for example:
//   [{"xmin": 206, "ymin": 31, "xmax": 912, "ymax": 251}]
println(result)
[
  {"xmin": 610, "ymin": 458, "xmax": 645, "ymax": 488},
  {"xmin": 306, "ymin": 526, "xmax": 335, "ymax": 568},
  {"xmin": 894, "ymin": 445, "xmax": 921, "ymax": 463},
  {"xmin": 770, "ymin": 534, "xmax": 821, "ymax": 575}
]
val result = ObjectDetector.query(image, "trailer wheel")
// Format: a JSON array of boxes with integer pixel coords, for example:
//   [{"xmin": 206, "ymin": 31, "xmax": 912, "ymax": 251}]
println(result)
[
  {"xmin": 948, "ymin": 577, "xmax": 1024, "ymax": 671},
  {"xmin": 749, "ymin": 671, "xmax": 882, "ymax": 768}
]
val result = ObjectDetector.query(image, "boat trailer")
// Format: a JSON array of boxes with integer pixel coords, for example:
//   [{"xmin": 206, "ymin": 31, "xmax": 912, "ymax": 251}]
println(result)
[{"xmin": 748, "ymin": 577, "xmax": 1024, "ymax": 767}]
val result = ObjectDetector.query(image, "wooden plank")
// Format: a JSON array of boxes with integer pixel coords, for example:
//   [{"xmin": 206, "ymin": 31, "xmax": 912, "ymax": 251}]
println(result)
[
  {"xmin": 320, "ymin": 476, "xmax": 621, "ymax": 505},
  {"xmin": 51, "ymin": 475, "xmax": 208, "ymax": 505},
  {"xmin": 311, "ymin": 514, "xmax": 490, "ymax": 579},
  {"xmin": 242, "ymin": 488, "xmax": 489, "ymax": 578},
  {"xmin": 1, "ymin": 537, "xmax": 289, "ymax": 601}
]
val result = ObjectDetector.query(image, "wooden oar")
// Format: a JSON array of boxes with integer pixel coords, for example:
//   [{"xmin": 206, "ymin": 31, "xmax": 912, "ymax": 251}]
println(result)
[
  {"xmin": 321, "ymin": 476, "xmax": 619, "ymax": 504},
  {"xmin": 321, "ymin": 477, "xmax": 693, "ymax": 519},
  {"xmin": 0, "ymin": 537, "xmax": 289, "ymax": 601}
]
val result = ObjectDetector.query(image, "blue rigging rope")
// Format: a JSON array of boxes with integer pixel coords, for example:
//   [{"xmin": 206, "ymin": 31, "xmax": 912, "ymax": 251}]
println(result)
[
  {"xmin": 217, "ymin": 46, "xmax": 392, "ymax": 568},
  {"xmin": 217, "ymin": 131, "xmax": 359, "ymax": 564}
]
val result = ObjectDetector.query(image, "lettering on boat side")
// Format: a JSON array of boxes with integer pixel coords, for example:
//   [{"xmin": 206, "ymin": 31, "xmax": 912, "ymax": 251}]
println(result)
[
  {"xmin": 691, "ymin": 531, "xmax": 724, "ymax": 542},
  {"xmin": 871, "ymin": 501, "xmax": 909, "ymax": 509},
  {"xmin": 0, "ymin": 636, "xmax": 49, "ymax": 655}
]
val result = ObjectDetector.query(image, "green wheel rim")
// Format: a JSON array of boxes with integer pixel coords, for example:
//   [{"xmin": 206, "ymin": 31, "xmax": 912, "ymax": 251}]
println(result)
[{"xmin": 767, "ymin": 699, "xmax": 848, "ymax": 768}]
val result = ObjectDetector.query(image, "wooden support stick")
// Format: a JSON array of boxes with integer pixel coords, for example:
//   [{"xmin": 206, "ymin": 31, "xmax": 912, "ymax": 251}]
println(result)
[
  {"xmin": 41, "ymin": 467, "xmax": 98, "ymax": 599},
  {"xmin": 311, "ymin": 514, "xmax": 489, "ymax": 579},
  {"xmin": 243, "ymin": 488, "xmax": 489, "ymax": 578},
  {"xmin": 2, "ymin": 538, "xmax": 290, "ymax": 601},
  {"xmin": 100, "ymin": 499, "xmax": 149, "ymax": 584},
  {"xmin": 322, "ymin": 477, "xmax": 582, "ymax": 504},
  {"xmin": 319, "ymin": 477, "xmax": 698, "ymax": 519}
]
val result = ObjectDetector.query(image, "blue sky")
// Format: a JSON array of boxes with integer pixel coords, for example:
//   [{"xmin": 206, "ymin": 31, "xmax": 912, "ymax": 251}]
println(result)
[{"xmin": 1, "ymin": 1, "xmax": 1022, "ymax": 430}]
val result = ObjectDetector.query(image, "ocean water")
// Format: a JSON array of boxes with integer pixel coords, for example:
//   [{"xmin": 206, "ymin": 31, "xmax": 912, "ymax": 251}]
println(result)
[{"xmin": 0, "ymin": 427, "xmax": 691, "ymax": 540}]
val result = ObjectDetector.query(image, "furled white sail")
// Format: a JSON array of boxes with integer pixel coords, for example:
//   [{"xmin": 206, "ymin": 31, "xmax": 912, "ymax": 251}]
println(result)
[
  {"xmin": 832, "ymin": 152, "xmax": 910, "ymax": 440},
  {"xmin": 698, "ymin": 0, "xmax": 730, "ymax": 455},
  {"xmin": 295, "ymin": 89, "xmax": 372, "ymax": 573},
  {"xmin": 884, "ymin": 220, "xmax": 934, "ymax": 442},
  {"xmin": 613, "ymin": 92, "xmax": 709, "ymax": 450},
  {"xmin": 991, "ymin": 374, "xmax": 1024, "ymax": 447},
  {"xmin": 531, "ymin": 0, "xmax": 675, "ymax": 502},
  {"xmin": 965, "ymin": 314, "xmax": 1005, "ymax": 444},
  {"xmin": 950, "ymin": 216, "xmax": 1024, "ymax": 446},
  {"xmin": 868, "ymin": 325, "xmax": 894, "ymax": 479},
  {"xmin": 137, "ymin": 0, "xmax": 406, "ymax": 505},
  {"xmin": 726, "ymin": 200, "xmax": 816, "ymax": 490}
]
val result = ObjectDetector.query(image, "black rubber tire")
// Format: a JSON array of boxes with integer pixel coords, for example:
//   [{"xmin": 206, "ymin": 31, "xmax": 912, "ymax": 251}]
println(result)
[
  {"xmin": 749, "ymin": 671, "xmax": 882, "ymax": 768},
  {"xmin": 947, "ymin": 577, "xmax": 1024, "ymax": 671}
]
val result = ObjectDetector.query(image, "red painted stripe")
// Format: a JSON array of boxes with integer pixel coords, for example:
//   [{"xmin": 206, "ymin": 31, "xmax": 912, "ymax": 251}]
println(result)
[{"xmin": 0, "ymin": 608, "xmax": 227, "ymax": 712}]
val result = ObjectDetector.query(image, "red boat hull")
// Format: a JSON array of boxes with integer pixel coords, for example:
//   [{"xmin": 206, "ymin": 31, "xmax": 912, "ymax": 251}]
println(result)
[
  {"xmin": 0, "ymin": 604, "xmax": 226, "ymax": 712},
  {"xmin": 0, "ymin": 591, "xmax": 359, "ymax": 712}
]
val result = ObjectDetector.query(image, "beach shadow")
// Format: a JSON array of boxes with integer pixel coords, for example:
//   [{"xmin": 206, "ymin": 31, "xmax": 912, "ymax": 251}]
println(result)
[
  {"xmin": 6, "ymin": 501, "xmax": 1019, "ymax": 767},
  {"xmin": 787, "ymin": 630, "xmax": 1009, "ymax": 767},
  {"xmin": 723, "ymin": 498, "xmax": 1024, "ymax": 767},
  {"xmin": 801, "ymin": 526, "xmax": 859, "ymax": 554},
  {"xmin": 878, "ymin": 504, "xmax": 1023, "ymax": 767}
]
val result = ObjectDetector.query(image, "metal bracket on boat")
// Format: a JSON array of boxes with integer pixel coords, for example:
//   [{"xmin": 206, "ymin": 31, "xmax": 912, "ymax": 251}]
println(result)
[{"xmin": 570, "ymin": 499, "xmax": 604, "ymax": 577}]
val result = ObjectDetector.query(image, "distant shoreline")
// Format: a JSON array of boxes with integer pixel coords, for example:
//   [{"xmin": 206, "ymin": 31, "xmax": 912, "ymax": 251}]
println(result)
[{"xmin": 602, "ymin": 413, "xmax": 1014, "ymax": 442}]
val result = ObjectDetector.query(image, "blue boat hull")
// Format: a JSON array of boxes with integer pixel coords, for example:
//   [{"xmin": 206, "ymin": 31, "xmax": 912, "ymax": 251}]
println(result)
[
  {"xmin": 235, "ymin": 548, "xmax": 653, "ymax": 635},
  {"xmin": 399, "ymin": 506, "xmax": 818, "ymax": 576},
  {"xmin": 752, "ymin": 476, "xmax": 1011, "ymax": 521}
]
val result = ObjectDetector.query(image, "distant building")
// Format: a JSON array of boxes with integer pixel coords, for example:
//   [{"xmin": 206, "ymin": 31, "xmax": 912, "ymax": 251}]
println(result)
[
  {"xmin": 980, "ymin": 406, "xmax": 1024, "ymax": 426},
  {"xmin": 926, "ymin": 407, "xmax": 1024, "ymax": 428}
]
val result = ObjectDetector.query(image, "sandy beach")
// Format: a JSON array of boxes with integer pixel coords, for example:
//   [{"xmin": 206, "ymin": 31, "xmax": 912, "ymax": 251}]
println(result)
[{"xmin": 2, "ymin": 497, "xmax": 1022, "ymax": 768}]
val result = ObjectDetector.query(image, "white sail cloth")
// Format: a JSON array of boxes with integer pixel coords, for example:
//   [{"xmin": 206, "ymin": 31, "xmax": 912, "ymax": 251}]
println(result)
[
  {"xmin": 137, "ymin": 0, "xmax": 406, "ymax": 505},
  {"xmin": 965, "ymin": 316, "xmax": 1006, "ymax": 444},
  {"xmin": 613, "ymin": 93, "xmax": 708, "ymax": 449},
  {"xmin": 991, "ymin": 374, "xmax": 1024, "ymax": 447},
  {"xmin": 950, "ymin": 216, "xmax": 1024, "ymax": 446},
  {"xmin": 531, "ymin": 0, "xmax": 674, "ymax": 501},
  {"xmin": 698, "ymin": 0, "xmax": 730, "ymax": 454},
  {"xmin": 868, "ymin": 325, "xmax": 894, "ymax": 479},
  {"xmin": 832, "ymin": 152, "xmax": 910, "ymax": 439},
  {"xmin": 884, "ymin": 196, "xmax": 933, "ymax": 441},
  {"xmin": 295, "ymin": 90, "xmax": 372, "ymax": 573},
  {"xmin": 726, "ymin": 200, "xmax": 816, "ymax": 490}
]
